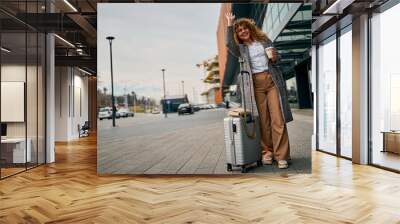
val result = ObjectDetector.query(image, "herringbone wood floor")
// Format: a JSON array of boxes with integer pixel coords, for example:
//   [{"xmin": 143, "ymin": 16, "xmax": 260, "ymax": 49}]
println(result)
[{"xmin": 1, "ymin": 135, "xmax": 400, "ymax": 223}]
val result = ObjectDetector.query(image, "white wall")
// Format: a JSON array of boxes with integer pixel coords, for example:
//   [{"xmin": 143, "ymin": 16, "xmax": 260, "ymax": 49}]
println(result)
[
  {"xmin": 1, "ymin": 63, "xmax": 46, "ymax": 164},
  {"xmin": 55, "ymin": 66, "xmax": 69, "ymax": 141},
  {"xmin": 1, "ymin": 65, "xmax": 38, "ymax": 138},
  {"xmin": 71, "ymin": 72, "xmax": 89, "ymax": 138},
  {"xmin": 46, "ymin": 3, "xmax": 56, "ymax": 164},
  {"xmin": 352, "ymin": 14, "xmax": 369, "ymax": 164},
  {"xmin": 55, "ymin": 67, "xmax": 89, "ymax": 141},
  {"xmin": 1, "ymin": 65, "xmax": 26, "ymax": 138}
]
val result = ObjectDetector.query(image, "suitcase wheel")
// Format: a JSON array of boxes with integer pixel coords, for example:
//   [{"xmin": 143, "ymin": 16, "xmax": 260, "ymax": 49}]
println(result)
[
  {"xmin": 241, "ymin": 165, "xmax": 247, "ymax": 173},
  {"xmin": 257, "ymin": 160, "xmax": 263, "ymax": 167},
  {"xmin": 227, "ymin": 164, "xmax": 233, "ymax": 172}
]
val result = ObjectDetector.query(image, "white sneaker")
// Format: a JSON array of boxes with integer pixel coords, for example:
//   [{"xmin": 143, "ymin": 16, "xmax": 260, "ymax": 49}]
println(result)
[{"xmin": 277, "ymin": 160, "xmax": 288, "ymax": 169}]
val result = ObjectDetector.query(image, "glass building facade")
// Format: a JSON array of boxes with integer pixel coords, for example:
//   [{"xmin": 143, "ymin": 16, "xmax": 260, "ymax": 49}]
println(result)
[{"xmin": 262, "ymin": 3, "xmax": 313, "ymax": 109}]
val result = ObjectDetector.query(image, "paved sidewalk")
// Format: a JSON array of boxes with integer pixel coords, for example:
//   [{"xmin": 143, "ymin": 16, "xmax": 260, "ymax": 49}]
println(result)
[{"xmin": 98, "ymin": 109, "xmax": 312, "ymax": 174}]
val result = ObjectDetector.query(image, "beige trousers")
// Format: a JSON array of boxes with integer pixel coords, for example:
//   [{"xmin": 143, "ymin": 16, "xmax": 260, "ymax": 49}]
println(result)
[{"xmin": 252, "ymin": 71, "xmax": 290, "ymax": 161}]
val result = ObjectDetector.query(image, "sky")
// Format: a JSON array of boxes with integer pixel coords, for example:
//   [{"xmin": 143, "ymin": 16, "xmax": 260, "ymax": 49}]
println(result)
[{"xmin": 97, "ymin": 3, "xmax": 221, "ymax": 104}]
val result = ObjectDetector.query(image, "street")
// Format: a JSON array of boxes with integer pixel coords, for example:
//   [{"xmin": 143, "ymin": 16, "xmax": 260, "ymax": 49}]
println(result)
[{"xmin": 98, "ymin": 108, "xmax": 312, "ymax": 174}]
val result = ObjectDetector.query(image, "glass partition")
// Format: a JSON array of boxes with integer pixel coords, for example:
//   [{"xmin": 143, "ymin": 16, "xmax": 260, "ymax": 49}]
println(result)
[
  {"xmin": 0, "ymin": 2, "xmax": 46, "ymax": 179},
  {"xmin": 317, "ymin": 35, "xmax": 337, "ymax": 154},
  {"xmin": 38, "ymin": 32, "xmax": 45, "ymax": 165},
  {"xmin": 27, "ymin": 30, "xmax": 38, "ymax": 169},
  {"xmin": 1, "ymin": 31, "xmax": 28, "ymax": 177}
]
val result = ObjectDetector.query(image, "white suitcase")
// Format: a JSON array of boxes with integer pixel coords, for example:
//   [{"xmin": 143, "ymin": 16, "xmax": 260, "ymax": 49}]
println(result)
[{"xmin": 224, "ymin": 115, "xmax": 262, "ymax": 173}]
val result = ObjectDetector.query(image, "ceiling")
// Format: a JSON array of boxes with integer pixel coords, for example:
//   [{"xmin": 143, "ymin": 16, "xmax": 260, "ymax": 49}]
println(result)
[{"xmin": 0, "ymin": 0, "xmax": 100, "ymax": 74}]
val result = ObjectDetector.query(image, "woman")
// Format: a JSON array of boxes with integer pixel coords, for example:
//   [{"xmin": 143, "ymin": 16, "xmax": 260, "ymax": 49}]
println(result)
[{"xmin": 225, "ymin": 12, "xmax": 293, "ymax": 169}]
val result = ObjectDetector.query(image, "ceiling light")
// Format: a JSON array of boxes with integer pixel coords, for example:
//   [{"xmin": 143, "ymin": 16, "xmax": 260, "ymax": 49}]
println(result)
[
  {"xmin": 63, "ymin": 0, "xmax": 78, "ymax": 12},
  {"xmin": 1, "ymin": 47, "xmax": 11, "ymax": 53},
  {"xmin": 54, "ymin": 34, "xmax": 75, "ymax": 48}
]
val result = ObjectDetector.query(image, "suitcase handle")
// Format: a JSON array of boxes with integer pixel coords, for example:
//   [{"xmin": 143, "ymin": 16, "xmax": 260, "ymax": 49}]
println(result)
[{"xmin": 239, "ymin": 57, "xmax": 257, "ymax": 139}]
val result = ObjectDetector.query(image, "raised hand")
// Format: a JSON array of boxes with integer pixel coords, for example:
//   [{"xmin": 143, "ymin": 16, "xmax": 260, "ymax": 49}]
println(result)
[{"xmin": 225, "ymin": 12, "xmax": 235, "ymax": 26}]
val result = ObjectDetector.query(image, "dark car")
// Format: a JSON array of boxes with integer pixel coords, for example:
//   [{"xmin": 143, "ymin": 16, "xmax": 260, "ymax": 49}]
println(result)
[
  {"xmin": 178, "ymin": 103, "xmax": 194, "ymax": 115},
  {"xmin": 216, "ymin": 102, "xmax": 226, "ymax": 108},
  {"xmin": 193, "ymin": 105, "xmax": 201, "ymax": 112}
]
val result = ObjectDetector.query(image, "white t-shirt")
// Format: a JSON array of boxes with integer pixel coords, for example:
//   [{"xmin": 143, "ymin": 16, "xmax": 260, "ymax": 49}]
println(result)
[{"xmin": 247, "ymin": 41, "xmax": 268, "ymax": 73}]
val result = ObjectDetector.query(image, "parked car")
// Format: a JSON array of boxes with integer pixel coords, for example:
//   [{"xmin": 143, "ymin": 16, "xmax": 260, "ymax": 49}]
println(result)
[
  {"xmin": 126, "ymin": 111, "xmax": 134, "ymax": 117},
  {"xmin": 118, "ymin": 108, "xmax": 134, "ymax": 117},
  {"xmin": 99, "ymin": 108, "xmax": 110, "ymax": 120},
  {"xmin": 98, "ymin": 107, "xmax": 120, "ymax": 120},
  {"xmin": 193, "ymin": 105, "xmax": 201, "ymax": 112},
  {"xmin": 177, "ymin": 103, "xmax": 194, "ymax": 115},
  {"xmin": 204, "ymin": 104, "xmax": 214, "ymax": 109},
  {"xmin": 216, "ymin": 102, "xmax": 226, "ymax": 108},
  {"xmin": 115, "ymin": 111, "xmax": 121, "ymax": 119}
]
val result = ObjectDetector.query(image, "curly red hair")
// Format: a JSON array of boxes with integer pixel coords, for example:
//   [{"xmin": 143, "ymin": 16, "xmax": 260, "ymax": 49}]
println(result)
[{"xmin": 233, "ymin": 18, "xmax": 270, "ymax": 44}]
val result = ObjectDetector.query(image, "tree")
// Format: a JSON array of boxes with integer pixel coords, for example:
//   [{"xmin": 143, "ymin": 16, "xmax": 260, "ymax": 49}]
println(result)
[
  {"xmin": 116, "ymin": 96, "xmax": 125, "ymax": 104},
  {"xmin": 129, "ymin": 91, "xmax": 136, "ymax": 107}
]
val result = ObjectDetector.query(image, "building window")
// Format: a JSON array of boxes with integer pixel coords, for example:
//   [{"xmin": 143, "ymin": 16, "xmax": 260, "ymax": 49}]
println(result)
[
  {"xmin": 371, "ymin": 3, "xmax": 400, "ymax": 171},
  {"xmin": 339, "ymin": 26, "xmax": 352, "ymax": 158},
  {"xmin": 317, "ymin": 35, "xmax": 337, "ymax": 154}
]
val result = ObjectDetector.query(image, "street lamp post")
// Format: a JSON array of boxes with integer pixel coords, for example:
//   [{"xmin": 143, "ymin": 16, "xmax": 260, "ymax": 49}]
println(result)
[
  {"xmin": 181, "ymin": 80, "xmax": 185, "ymax": 96},
  {"xmin": 132, "ymin": 92, "xmax": 136, "ymax": 114},
  {"xmin": 162, "ymin": 69, "xmax": 167, "ymax": 118},
  {"xmin": 192, "ymin": 87, "xmax": 195, "ymax": 104},
  {"xmin": 106, "ymin": 36, "xmax": 116, "ymax": 127}
]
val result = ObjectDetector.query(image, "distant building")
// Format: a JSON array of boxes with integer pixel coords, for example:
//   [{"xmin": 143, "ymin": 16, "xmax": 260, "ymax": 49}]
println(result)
[
  {"xmin": 160, "ymin": 95, "xmax": 189, "ymax": 113},
  {"xmin": 200, "ymin": 55, "xmax": 222, "ymax": 104}
]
